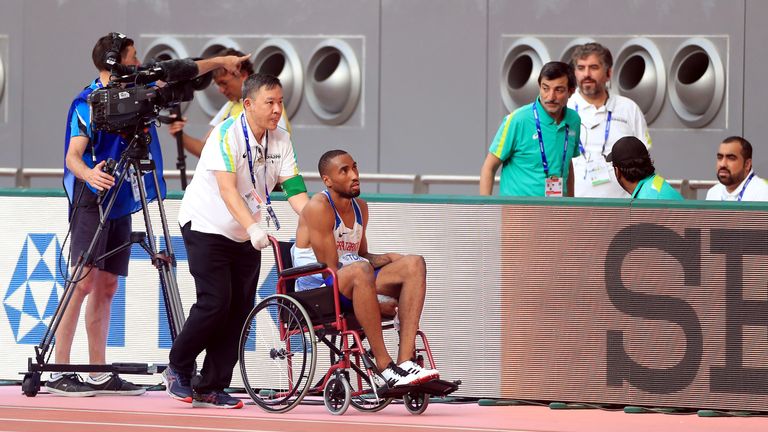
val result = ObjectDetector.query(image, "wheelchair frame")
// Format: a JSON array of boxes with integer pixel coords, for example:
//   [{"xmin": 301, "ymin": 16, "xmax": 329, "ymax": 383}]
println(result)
[{"xmin": 238, "ymin": 236, "xmax": 458, "ymax": 415}]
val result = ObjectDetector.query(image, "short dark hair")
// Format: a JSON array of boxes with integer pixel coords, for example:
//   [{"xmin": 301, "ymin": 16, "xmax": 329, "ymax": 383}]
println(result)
[
  {"xmin": 318, "ymin": 150, "xmax": 349, "ymax": 176},
  {"xmin": 571, "ymin": 42, "xmax": 613, "ymax": 69},
  {"xmin": 538, "ymin": 61, "xmax": 576, "ymax": 90},
  {"xmin": 615, "ymin": 157, "xmax": 655, "ymax": 183},
  {"xmin": 722, "ymin": 136, "xmax": 753, "ymax": 160},
  {"xmin": 213, "ymin": 47, "xmax": 254, "ymax": 77},
  {"xmin": 241, "ymin": 73, "xmax": 282, "ymax": 100},
  {"xmin": 92, "ymin": 33, "xmax": 134, "ymax": 72}
]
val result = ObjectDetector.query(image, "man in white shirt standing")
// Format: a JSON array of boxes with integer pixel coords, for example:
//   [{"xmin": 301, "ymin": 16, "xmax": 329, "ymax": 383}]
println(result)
[
  {"xmin": 706, "ymin": 136, "xmax": 768, "ymax": 201},
  {"xmin": 567, "ymin": 42, "xmax": 651, "ymax": 198}
]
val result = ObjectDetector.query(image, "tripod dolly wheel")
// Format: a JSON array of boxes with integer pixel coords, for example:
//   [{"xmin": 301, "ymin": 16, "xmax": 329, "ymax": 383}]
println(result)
[{"xmin": 22, "ymin": 372, "xmax": 41, "ymax": 397}]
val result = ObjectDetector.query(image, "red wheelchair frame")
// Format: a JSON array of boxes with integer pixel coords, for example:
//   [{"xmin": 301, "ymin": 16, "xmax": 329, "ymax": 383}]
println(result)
[{"xmin": 238, "ymin": 236, "xmax": 458, "ymax": 415}]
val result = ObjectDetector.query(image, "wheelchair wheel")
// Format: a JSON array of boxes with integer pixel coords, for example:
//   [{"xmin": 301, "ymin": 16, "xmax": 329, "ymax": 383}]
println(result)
[
  {"xmin": 323, "ymin": 375, "xmax": 352, "ymax": 415},
  {"xmin": 347, "ymin": 359, "xmax": 393, "ymax": 412},
  {"xmin": 331, "ymin": 335, "xmax": 393, "ymax": 412},
  {"xmin": 403, "ymin": 392, "xmax": 429, "ymax": 415},
  {"xmin": 239, "ymin": 294, "xmax": 317, "ymax": 413}
]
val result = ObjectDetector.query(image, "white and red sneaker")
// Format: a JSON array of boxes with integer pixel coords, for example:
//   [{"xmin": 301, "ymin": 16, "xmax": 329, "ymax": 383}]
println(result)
[
  {"xmin": 374, "ymin": 362, "xmax": 417, "ymax": 388},
  {"xmin": 398, "ymin": 360, "xmax": 439, "ymax": 384}
]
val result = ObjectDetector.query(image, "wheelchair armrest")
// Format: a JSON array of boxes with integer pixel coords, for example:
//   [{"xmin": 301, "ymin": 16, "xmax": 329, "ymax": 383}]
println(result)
[{"xmin": 280, "ymin": 262, "xmax": 327, "ymax": 278}]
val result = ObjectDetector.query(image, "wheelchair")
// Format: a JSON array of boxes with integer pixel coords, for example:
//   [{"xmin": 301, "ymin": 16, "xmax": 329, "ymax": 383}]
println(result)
[{"xmin": 238, "ymin": 236, "xmax": 459, "ymax": 415}]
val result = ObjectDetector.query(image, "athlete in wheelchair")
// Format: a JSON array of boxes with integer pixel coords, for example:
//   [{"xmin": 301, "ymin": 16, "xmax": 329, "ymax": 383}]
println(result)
[{"xmin": 238, "ymin": 150, "xmax": 458, "ymax": 414}]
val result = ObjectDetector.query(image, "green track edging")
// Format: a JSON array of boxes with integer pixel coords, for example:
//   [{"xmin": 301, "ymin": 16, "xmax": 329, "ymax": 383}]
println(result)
[{"xmin": 0, "ymin": 188, "xmax": 766, "ymax": 212}]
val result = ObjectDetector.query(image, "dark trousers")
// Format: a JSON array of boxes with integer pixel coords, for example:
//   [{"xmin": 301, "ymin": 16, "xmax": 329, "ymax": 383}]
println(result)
[
  {"xmin": 69, "ymin": 180, "xmax": 132, "ymax": 276},
  {"xmin": 169, "ymin": 222, "xmax": 261, "ymax": 392}
]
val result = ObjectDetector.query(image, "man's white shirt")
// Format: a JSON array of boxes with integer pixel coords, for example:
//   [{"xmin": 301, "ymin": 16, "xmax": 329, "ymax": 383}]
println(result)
[
  {"xmin": 179, "ymin": 113, "xmax": 300, "ymax": 242},
  {"xmin": 568, "ymin": 91, "xmax": 651, "ymax": 198},
  {"xmin": 705, "ymin": 171, "xmax": 768, "ymax": 201}
]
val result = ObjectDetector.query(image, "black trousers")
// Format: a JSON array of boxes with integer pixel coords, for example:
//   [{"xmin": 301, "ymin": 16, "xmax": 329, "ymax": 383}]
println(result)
[
  {"xmin": 169, "ymin": 222, "xmax": 261, "ymax": 392},
  {"xmin": 69, "ymin": 180, "xmax": 132, "ymax": 276}
]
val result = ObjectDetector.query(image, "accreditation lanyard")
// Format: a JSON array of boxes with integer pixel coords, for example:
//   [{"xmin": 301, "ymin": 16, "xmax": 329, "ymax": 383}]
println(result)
[
  {"xmin": 736, "ymin": 172, "xmax": 755, "ymax": 202},
  {"xmin": 532, "ymin": 101, "xmax": 569, "ymax": 178},
  {"xmin": 574, "ymin": 103, "xmax": 612, "ymax": 158},
  {"xmin": 240, "ymin": 114, "xmax": 281, "ymax": 230}
]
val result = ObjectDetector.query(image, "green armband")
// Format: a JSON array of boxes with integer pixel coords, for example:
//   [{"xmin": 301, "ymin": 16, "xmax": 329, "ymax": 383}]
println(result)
[{"xmin": 282, "ymin": 175, "xmax": 307, "ymax": 198}]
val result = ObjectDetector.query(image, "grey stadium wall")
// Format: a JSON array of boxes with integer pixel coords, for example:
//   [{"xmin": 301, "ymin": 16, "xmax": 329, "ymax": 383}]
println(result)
[{"xmin": 1, "ymin": 0, "xmax": 767, "ymax": 194}]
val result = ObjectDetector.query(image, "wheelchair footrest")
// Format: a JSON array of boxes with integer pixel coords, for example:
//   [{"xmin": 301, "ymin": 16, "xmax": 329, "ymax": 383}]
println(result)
[
  {"xmin": 378, "ymin": 378, "xmax": 460, "ymax": 398},
  {"xmin": 417, "ymin": 378, "xmax": 460, "ymax": 396}
]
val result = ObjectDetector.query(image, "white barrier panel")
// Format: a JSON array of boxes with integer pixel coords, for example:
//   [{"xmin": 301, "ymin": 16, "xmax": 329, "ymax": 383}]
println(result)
[
  {"xmin": 4, "ymin": 192, "xmax": 767, "ymax": 411},
  {"xmin": 0, "ymin": 194, "xmax": 502, "ymax": 397}
]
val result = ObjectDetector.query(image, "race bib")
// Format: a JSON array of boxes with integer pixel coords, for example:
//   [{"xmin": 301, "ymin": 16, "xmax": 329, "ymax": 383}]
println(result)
[
  {"xmin": 545, "ymin": 176, "xmax": 563, "ymax": 197},
  {"xmin": 339, "ymin": 253, "xmax": 368, "ymax": 267}
]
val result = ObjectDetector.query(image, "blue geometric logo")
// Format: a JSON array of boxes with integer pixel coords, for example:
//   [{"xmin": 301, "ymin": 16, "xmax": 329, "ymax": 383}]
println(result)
[{"xmin": 3, "ymin": 234, "xmax": 66, "ymax": 344}]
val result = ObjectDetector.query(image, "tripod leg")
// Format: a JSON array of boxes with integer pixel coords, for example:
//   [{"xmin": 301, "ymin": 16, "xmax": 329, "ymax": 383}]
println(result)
[
  {"xmin": 134, "ymin": 161, "xmax": 186, "ymax": 341},
  {"xmin": 150, "ymin": 168, "xmax": 187, "ymax": 340},
  {"xmin": 35, "ymin": 162, "xmax": 132, "ymax": 365},
  {"xmin": 171, "ymin": 105, "xmax": 188, "ymax": 190}
]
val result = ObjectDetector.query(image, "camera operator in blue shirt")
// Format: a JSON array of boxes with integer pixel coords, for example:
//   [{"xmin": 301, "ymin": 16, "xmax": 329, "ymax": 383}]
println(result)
[{"xmin": 52, "ymin": 33, "xmax": 248, "ymax": 397}]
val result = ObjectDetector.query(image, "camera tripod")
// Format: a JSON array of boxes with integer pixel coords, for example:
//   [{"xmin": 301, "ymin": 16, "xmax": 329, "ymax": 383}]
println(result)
[
  {"xmin": 22, "ymin": 131, "xmax": 187, "ymax": 397},
  {"xmin": 166, "ymin": 105, "xmax": 188, "ymax": 190}
]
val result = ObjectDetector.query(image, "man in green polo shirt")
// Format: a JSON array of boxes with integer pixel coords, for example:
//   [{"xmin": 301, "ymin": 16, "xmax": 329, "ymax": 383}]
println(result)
[
  {"xmin": 480, "ymin": 61, "xmax": 581, "ymax": 197},
  {"xmin": 607, "ymin": 136, "xmax": 683, "ymax": 200}
]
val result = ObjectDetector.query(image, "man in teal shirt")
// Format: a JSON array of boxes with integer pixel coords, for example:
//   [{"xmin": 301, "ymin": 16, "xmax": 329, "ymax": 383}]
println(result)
[
  {"xmin": 480, "ymin": 61, "xmax": 581, "ymax": 197},
  {"xmin": 607, "ymin": 136, "xmax": 683, "ymax": 200}
]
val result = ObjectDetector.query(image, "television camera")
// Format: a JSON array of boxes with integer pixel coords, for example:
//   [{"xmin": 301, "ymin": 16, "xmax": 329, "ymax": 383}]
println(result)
[
  {"xmin": 90, "ymin": 33, "xmax": 213, "ymax": 185},
  {"xmin": 88, "ymin": 57, "xmax": 212, "ymax": 136}
]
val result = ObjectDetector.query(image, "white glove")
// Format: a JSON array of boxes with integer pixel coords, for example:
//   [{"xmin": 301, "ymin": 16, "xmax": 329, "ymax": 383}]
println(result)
[{"xmin": 247, "ymin": 223, "xmax": 270, "ymax": 250}]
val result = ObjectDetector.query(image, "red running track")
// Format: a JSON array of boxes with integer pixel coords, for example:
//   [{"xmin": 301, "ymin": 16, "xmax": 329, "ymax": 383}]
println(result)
[{"xmin": 1, "ymin": 386, "xmax": 767, "ymax": 432}]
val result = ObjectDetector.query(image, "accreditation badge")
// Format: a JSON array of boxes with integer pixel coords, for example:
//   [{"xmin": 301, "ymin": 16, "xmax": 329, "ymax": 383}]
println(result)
[
  {"xmin": 129, "ymin": 166, "xmax": 146, "ymax": 202},
  {"xmin": 545, "ymin": 176, "xmax": 563, "ymax": 197},
  {"xmin": 586, "ymin": 157, "xmax": 611, "ymax": 186},
  {"xmin": 242, "ymin": 189, "xmax": 263, "ymax": 216}
]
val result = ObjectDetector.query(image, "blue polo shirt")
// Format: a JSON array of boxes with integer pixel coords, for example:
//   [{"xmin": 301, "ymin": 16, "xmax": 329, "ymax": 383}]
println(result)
[
  {"xmin": 64, "ymin": 79, "xmax": 166, "ymax": 219},
  {"xmin": 632, "ymin": 174, "xmax": 683, "ymax": 200},
  {"xmin": 489, "ymin": 99, "xmax": 581, "ymax": 196}
]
